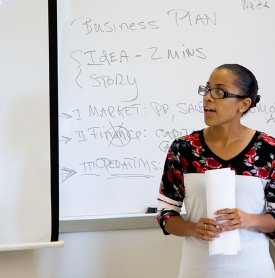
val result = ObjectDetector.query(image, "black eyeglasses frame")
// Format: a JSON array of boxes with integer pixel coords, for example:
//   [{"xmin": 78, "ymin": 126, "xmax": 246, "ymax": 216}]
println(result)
[{"xmin": 198, "ymin": 85, "xmax": 248, "ymax": 100}]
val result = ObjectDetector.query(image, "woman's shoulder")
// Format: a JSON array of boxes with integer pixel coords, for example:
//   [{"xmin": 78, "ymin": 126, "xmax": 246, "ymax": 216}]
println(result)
[
  {"xmin": 256, "ymin": 131, "xmax": 275, "ymax": 147},
  {"xmin": 170, "ymin": 129, "xmax": 202, "ymax": 149},
  {"xmin": 173, "ymin": 129, "xmax": 202, "ymax": 142}
]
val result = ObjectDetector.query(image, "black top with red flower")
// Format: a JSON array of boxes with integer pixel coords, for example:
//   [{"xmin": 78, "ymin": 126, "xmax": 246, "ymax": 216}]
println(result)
[{"xmin": 157, "ymin": 129, "xmax": 275, "ymax": 238}]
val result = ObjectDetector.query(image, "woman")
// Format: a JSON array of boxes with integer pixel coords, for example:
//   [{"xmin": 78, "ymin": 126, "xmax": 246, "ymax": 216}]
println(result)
[{"xmin": 157, "ymin": 64, "xmax": 275, "ymax": 277}]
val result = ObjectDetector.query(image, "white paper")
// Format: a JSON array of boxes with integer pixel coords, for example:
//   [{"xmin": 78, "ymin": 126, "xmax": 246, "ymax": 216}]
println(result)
[{"xmin": 205, "ymin": 168, "xmax": 241, "ymax": 255}]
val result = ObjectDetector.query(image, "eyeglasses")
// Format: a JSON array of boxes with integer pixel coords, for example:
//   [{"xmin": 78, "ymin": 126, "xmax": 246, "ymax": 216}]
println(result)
[{"xmin": 198, "ymin": 85, "xmax": 248, "ymax": 99}]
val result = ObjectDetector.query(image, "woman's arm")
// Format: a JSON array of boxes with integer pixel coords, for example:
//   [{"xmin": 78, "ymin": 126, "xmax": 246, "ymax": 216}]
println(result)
[
  {"xmin": 164, "ymin": 215, "xmax": 221, "ymax": 241},
  {"xmin": 164, "ymin": 216, "xmax": 196, "ymax": 236}
]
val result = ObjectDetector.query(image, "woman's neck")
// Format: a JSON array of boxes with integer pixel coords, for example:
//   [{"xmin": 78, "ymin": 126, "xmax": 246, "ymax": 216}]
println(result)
[
  {"xmin": 204, "ymin": 125, "xmax": 253, "ymax": 146},
  {"xmin": 203, "ymin": 125, "xmax": 256, "ymax": 161}
]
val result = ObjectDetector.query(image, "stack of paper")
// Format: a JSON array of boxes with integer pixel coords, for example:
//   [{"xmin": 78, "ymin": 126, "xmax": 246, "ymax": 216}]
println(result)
[{"xmin": 205, "ymin": 168, "xmax": 241, "ymax": 255}]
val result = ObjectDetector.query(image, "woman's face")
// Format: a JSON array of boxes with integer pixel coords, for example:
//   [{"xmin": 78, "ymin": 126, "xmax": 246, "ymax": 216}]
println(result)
[{"xmin": 203, "ymin": 68, "xmax": 245, "ymax": 128}]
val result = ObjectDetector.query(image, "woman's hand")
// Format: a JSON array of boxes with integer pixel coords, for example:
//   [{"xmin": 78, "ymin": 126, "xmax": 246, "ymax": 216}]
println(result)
[
  {"xmin": 195, "ymin": 208, "xmax": 252, "ymax": 241},
  {"xmin": 214, "ymin": 208, "xmax": 251, "ymax": 231},
  {"xmin": 195, "ymin": 217, "xmax": 222, "ymax": 241}
]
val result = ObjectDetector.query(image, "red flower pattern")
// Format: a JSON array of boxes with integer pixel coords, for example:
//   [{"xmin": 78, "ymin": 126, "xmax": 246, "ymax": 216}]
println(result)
[
  {"xmin": 256, "ymin": 167, "xmax": 269, "ymax": 179},
  {"xmin": 246, "ymin": 148, "xmax": 257, "ymax": 164},
  {"xmin": 243, "ymin": 171, "xmax": 252, "ymax": 176},
  {"xmin": 162, "ymin": 130, "xmax": 275, "ymax": 198},
  {"xmin": 180, "ymin": 157, "xmax": 188, "ymax": 168},
  {"xmin": 173, "ymin": 169, "xmax": 183, "ymax": 182},
  {"xmin": 262, "ymin": 134, "xmax": 275, "ymax": 146},
  {"xmin": 205, "ymin": 158, "xmax": 222, "ymax": 169},
  {"xmin": 166, "ymin": 149, "xmax": 173, "ymax": 161},
  {"xmin": 186, "ymin": 134, "xmax": 203, "ymax": 154},
  {"xmin": 196, "ymin": 166, "xmax": 207, "ymax": 173},
  {"xmin": 167, "ymin": 170, "xmax": 174, "ymax": 183},
  {"xmin": 192, "ymin": 161, "xmax": 201, "ymax": 168}
]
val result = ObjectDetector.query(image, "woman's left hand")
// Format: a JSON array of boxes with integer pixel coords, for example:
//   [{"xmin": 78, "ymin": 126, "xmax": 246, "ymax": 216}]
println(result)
[{"xmin": 214, "ymin": 208, "xmax": 252, "ymax": 231}]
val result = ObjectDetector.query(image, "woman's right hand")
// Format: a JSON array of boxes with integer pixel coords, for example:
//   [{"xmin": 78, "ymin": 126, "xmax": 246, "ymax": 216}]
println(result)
[{"xmin": 195, "ymin": 217, "xmax": 222, "ymax": 241}]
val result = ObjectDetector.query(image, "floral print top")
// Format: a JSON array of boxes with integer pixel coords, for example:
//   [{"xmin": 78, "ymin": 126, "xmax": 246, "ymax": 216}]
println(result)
[{"xmin": 157, "ymin": 129, "xmax": 275, "ymax": 238}]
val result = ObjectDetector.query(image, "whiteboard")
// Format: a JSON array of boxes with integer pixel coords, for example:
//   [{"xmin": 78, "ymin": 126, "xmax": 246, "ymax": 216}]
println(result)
[
  {"xmin": 0, "ymin": 0, "xmax": 54, "ymax": 248},
  {"xmin": 57, "ymin": 0, "xmax": 275, "ymax": 219}
]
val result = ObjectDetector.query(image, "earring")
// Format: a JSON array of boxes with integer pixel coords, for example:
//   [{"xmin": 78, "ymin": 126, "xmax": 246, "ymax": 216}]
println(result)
[{"xmin": 240, "ymin": 109, "xmax": 243, "ymax": 113}]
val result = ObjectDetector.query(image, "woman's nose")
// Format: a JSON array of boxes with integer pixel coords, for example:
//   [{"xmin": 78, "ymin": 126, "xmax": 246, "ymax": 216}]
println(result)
[{"xmin": 204, "ymin": 91, "xmax": 214, "ymax": 101}]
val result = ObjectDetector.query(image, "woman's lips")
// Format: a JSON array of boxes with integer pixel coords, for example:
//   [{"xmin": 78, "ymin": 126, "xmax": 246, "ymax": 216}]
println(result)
[{"xmin": 204, "ymin": 106, "xmax": 216, "ymax": 113}]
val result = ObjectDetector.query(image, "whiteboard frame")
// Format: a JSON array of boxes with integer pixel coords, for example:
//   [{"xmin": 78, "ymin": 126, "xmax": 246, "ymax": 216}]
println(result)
[
  {"xmin": 54, "ymin": 0, "xmax": 275, "ymax": 231},
  {"xmin": 48, "ymin": 0, "xmax": 60, "ymax": 240}
]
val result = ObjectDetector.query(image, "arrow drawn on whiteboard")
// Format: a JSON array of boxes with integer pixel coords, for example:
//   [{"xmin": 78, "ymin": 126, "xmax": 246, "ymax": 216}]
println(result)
[
  {"xmin": 60, "ymin": 167, "xmax": 77, "ymax": 183},
  {"xmin": 59, "ymin": 113, "xmax": 72, "ymax": 119},
  {"xmin": 59, "ymin": 136, "xmax": 72, "ymax": 144}
]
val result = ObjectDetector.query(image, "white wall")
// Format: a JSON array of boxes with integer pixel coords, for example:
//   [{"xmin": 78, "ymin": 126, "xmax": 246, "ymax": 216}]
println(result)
[
  {"xmin": 1, "ymin": 228, "xmax": 275, "ymax": 278},
  {"xmin": 1, "ymin": 1, "xmax": 275, "ymax": 277},
  {"xmin": 0, "ymin": 229, "xmax": 182, "ymax": 278}
]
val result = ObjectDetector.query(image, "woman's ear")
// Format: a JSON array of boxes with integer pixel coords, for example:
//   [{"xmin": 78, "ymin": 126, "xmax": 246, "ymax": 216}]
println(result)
[{"xmin": 240, "ymin": 98, "xmax": 252, "ymax": 113}]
